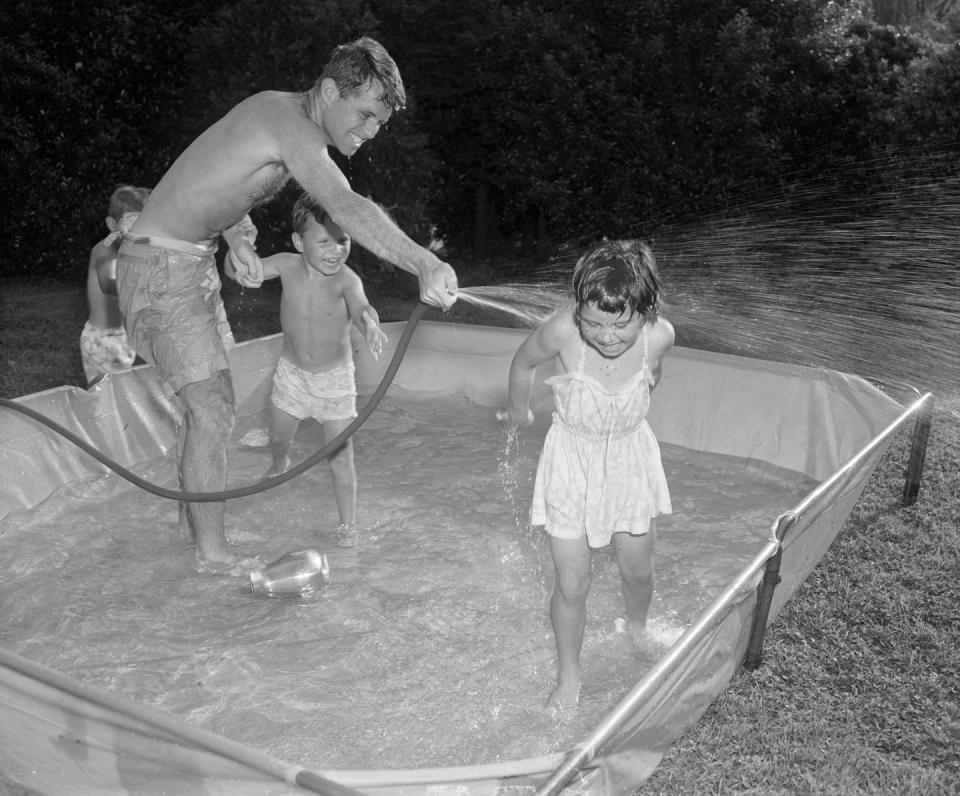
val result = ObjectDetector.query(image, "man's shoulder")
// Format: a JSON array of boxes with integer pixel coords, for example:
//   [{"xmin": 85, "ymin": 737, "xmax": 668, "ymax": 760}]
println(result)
[{"xmin": 231, "ymin": 91, "xmax": 306, "ymax": 125}]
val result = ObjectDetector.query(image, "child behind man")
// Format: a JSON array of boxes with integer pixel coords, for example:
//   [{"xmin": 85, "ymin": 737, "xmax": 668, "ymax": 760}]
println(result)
[
  {"xmin": 228, "ymin": 193, "xmax": 387, "ymax": 548},
  {"xmin": 503, "ymin": 239, "xmax": 675, "ymax": 714},
  {"xmin": 81, "ymin": 185, "xmax": 150, "ymax": 386}
]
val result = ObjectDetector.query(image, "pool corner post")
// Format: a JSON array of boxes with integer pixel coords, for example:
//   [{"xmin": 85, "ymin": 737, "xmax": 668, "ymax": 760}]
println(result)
[
  {"xmin": 744, "ymin": 512, "xmax": 797, "ymax": 670},
  {"xmin": 901, "ymin": 393, "xmax": 934, "ymax": 507}
]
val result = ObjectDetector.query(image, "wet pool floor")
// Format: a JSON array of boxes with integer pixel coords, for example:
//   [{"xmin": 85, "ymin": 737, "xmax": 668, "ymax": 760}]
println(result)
[{"xmin": 0, "ymin": 389, "xmax": 814, "ymax": 770}]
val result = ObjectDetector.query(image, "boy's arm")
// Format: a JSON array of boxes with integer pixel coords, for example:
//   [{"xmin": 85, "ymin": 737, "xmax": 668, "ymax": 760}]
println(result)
[
  {"xmin": 222, "ymin": 215, "xmax": 263, "ymax": 287},
  {"xmin": 343, "ymin": 271, "xmax": 387, "ymax": 359},
  {"xmin": 225, "ymin": 249, "xmax": 284, "ymax": 284},
  {"xmin": 93, "ymin": 241, "xmax": 121, "ymax": 295}
]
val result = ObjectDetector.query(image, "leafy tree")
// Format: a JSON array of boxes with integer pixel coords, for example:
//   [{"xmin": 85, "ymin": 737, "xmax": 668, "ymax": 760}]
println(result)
[
  {"xmin": 1, "ymin": 0, "xmax": 208, "ymax": 277},
  {"xmin": 2, "ymin": 0, "xmax": 959, "ymax": 279}
]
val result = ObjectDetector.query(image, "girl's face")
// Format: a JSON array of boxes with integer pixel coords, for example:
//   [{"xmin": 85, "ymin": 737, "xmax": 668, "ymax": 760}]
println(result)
[{"xmin": 577, "ymin": 302, "xmax": 644, "ymax": 358}]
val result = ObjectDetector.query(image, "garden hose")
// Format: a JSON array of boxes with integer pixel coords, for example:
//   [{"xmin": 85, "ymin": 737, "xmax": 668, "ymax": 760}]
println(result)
[{"xmin": 0, "ymin": 302, "xmax": 430, "ymax": 502}]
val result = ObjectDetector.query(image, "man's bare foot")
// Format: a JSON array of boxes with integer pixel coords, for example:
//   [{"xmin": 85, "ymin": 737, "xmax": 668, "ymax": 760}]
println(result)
[
  {"xmin": 545, "ymin": 680, "xmax": 581, "ymax": 719},
  {"xmin": 196, "ymin": 554, "xmax": 263, "ymax": 577}
]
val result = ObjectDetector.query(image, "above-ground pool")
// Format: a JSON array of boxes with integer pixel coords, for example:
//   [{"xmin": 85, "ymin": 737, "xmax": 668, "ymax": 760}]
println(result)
[{"xmin": 0, "ymin": 319, "xmax": 928, "ymax": 795}]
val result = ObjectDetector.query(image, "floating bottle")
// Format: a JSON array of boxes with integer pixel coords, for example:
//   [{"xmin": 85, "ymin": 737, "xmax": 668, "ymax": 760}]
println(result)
[{"xmin": 249, "ymin": 549, "xmax": 330, "ymax": 597}]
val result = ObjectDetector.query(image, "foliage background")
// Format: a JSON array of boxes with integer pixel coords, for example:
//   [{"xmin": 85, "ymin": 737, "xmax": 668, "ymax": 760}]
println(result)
[{"xmin": 2, "ymin": 0, "xmax": 959, "ymax": 276}]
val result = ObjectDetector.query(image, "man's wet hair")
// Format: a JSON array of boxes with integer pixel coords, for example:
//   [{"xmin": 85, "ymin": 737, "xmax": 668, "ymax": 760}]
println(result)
[{"xmin": 316, "ymin": 36, "xmax": 406, "ymax": 111}]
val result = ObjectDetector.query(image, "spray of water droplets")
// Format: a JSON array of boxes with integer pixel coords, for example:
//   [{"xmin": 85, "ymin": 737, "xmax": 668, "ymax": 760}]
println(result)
[{"xmin": 458, "ymin": 148, "xmax": 960, "ymax": 419}]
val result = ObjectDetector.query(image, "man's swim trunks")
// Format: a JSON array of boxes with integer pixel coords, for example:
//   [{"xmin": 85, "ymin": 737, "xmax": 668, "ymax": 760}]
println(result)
[
  {"xmin": 117, "ymin": 235, "xmax": 235, "ymax": 392},
  {"xmin": 270, "ymin": 355, "xmax": 358, "ymax": 423},
  {"xmin": 79, "ymin": 321, "xmax": 137, "ymax": 385}
]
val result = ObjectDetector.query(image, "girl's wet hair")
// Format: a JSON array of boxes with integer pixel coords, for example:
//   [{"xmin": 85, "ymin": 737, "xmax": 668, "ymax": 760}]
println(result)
[
  {"xmin": 291, "ymin": 193, "xmax": 332, "ymax": 234},
  {"xmin": 316, "ymin": 36, "xmax": 406, "ymax": 111},
  {"xmin": 572, "ymin": 239, "xmax": 662, "ymax": 322}
]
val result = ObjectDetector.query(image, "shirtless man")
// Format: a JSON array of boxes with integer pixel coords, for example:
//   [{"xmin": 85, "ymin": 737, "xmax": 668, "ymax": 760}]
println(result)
[{"xmin": 116, "ymin": 37, "xmax": 458, "ymax": 570}]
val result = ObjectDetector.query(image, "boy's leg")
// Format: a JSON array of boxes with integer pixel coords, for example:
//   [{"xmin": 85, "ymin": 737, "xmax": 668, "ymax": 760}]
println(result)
[
  {"xmin": 267, "ymin": 403, "xmax": 300, "ymax": 477},
  {"xmin": 322, "ymin": 418, "xmax": 356, "ymax": 528},
  {"xmin": 547, "ymin": 534, "xmax": 592, "ymax": 709},
  {"xmin": 177, "ymin": 371, "xmax": 235, "ymax": 566},
  {"xmin": 612, "ymin": 525, "xmax": 656, "ymax": 630}
]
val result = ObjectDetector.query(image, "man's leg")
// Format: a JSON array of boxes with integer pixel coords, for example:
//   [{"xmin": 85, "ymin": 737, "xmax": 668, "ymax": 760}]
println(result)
[
  {"xmin": 176, "ymin": 417, "xmax": 190, "ymax": 542},
  {"xmin": 177, "ymin": 370, "xmax": 236, "ymax": 565}
]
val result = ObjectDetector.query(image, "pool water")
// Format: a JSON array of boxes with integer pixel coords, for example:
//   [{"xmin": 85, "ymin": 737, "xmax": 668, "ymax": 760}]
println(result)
[{"xmin": 0, "ymin": 388, "xmax": 814, "ymax": 770}]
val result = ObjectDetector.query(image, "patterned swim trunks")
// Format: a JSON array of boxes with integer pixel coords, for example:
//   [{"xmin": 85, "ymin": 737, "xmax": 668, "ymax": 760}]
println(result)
[
  {"xmin": 270, "ymin": 355, "xmax": 357, "ymax": 423},
  {"xmin": 79, "ymin": 321, "xmax": 136, "ymax": 385},
  {"xmin": 117, "ymin": 235, "xmax": 235, "ymax": 393}
]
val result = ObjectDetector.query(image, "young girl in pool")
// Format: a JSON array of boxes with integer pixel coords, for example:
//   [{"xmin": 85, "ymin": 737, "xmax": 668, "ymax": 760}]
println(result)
[{"xmin": 503, "ymin": 239, "xmax": 674, "ymax": 713}]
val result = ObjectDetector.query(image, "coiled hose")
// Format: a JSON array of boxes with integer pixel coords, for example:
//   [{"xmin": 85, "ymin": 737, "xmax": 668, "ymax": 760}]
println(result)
[{"xmin": 0, "ymin": 302, "xmax": 430, "ymax": 502}]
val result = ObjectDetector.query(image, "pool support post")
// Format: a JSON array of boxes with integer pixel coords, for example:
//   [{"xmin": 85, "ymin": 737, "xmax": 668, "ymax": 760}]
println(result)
[
  {"xmin": 744, "ymin": 512, "xmax": 797, "ymax": 670},
  {"xmin": 901, "ymin": 393, "xmax": 933, "ymax": 507}
]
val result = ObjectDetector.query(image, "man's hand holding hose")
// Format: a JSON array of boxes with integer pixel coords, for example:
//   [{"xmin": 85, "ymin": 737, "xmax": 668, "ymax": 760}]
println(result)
[{"xmin": 416, "ymin": 252, "xmax": 458, "ymax": 310}]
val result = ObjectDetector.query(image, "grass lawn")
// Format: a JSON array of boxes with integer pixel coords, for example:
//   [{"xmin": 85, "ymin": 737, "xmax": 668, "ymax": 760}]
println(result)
[{"xmin": 1, "ymin": 274, "xmax": 957, "ymax": 795}]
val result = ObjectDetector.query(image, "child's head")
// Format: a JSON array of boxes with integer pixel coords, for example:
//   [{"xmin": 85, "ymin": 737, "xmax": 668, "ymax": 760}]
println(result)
[
  {"xmin": 572, "ymin": 239, "xmax": 661, "ymax": 322},
  {"xmin": 107, "ymin": 185, "xmax": 150, "ymax": 222},
  {"xmin": 291, "ymin": 193, "xmax": 351, "ymax": 276},
  {"xmin": 571, "ymin": 240, "xmax": 661, "ymax": 358},
  {"xmin": 315, "ymin": 36, "xmax": 406, "ymax": 111}
]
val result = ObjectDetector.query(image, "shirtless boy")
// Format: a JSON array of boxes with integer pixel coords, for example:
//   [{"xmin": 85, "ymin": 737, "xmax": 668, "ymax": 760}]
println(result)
[
  {"xmin": 81, "ymin": 185, "xmax": 149, "ymax": 386},
  {"xmin": 228, "ymin": 194, "xmax": 386, "ymax": 547}
]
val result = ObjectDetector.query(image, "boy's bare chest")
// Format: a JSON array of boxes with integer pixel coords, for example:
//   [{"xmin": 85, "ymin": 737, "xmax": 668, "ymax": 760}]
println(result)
[{"xmin": 281, "ymin": 276, "xmax": 345, "ymax": 317}]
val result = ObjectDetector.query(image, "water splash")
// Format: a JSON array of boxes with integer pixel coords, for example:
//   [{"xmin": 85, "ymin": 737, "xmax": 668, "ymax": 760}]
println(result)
[
  {"xmin": 458, "ymin": 284, "xmax": 565, "ymax": 327},
  {"xmin": 458, "ymin": 149, "xmax": 960, "ymax": 419}
]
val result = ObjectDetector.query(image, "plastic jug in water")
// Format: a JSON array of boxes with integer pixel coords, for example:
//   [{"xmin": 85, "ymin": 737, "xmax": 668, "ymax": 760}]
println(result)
[{"xmin": 249, "ymin": 549, "xmax": 330, "ymax": 597}]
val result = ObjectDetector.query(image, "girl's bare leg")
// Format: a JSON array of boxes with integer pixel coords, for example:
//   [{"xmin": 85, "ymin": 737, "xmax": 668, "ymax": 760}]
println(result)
[
  {"xmin": 547, "ymin": 534, "xmax": 592, "ymax": 710},
  {"xmin": 613, "ymin": 525, "xmax": 656, "ymax": 640}
]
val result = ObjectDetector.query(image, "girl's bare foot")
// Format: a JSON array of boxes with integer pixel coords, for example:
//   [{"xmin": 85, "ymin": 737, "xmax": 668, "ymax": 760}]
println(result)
[{"xmin": 545, "ymin": 680, "xmax": 581, "ymax": 719}]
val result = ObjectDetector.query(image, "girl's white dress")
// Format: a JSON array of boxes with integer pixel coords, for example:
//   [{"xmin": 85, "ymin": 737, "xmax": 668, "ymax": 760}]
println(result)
[{"xmin": 531, "ymin": 328, "xmax": 671, "ymax": 548}]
